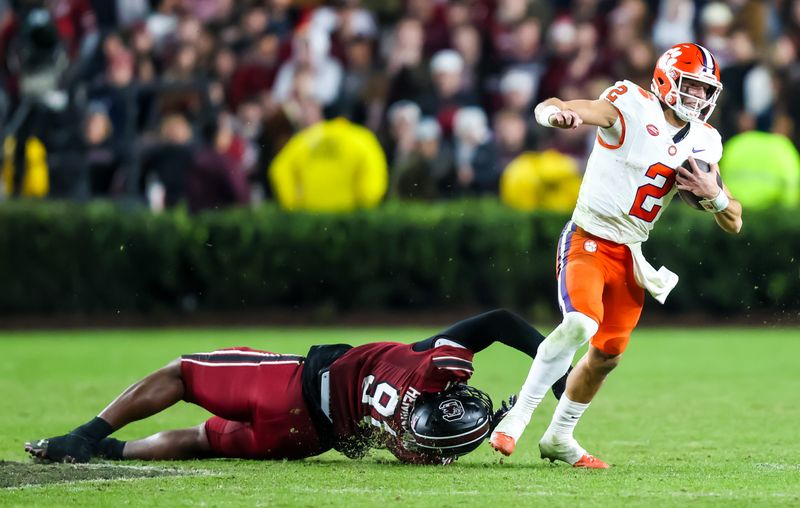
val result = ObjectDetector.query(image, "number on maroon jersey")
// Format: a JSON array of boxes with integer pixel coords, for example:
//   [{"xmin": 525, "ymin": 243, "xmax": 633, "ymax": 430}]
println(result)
[
  {"xmin": 629, "ymin": 163, "xmax": 676, "ymax": 222},
  {"xmin": 361, "ymin": 375, "xmax": 399, "ymax": 418},
  {"xmin": 605, "ymin": 84, "xmax": 628, "ymax": 102},
  {"xmin": 360, "ymin": 375, "xmax": 401, "ymax": 435}
]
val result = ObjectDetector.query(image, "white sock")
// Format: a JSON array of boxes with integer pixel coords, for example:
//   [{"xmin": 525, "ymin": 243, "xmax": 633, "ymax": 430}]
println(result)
[
  {"xmin": 495, "ymin": 350, "xmax": 574, "ymax": 440},
  {"xmin": 494, "ymin": 313, "xmax": 596, "ymax": 441},
  {"xmin": 545, "ymin": 394, "xmax": 590, "ymax": 442}
]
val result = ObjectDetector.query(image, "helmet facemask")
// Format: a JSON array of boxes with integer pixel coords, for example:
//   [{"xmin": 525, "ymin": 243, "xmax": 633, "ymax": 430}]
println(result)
[{"xmin": 667, "ymin": 72, "xmax": 722, "ymax": 123}]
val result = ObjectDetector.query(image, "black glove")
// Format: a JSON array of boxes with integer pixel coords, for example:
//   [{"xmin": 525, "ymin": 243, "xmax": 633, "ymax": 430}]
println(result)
[{"xmin": 490, "ymin": 394, "xmax": 517, "ymax": 432}]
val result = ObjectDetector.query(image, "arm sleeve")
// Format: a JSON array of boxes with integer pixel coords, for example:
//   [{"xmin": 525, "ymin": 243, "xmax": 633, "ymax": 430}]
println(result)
[
  {"xmin": 412, "ymin": 309, "xmax": 544, "ymax": 359},
  {"xmin": 414, "ymin": 310, "xmax": 571, "ymax": 400}
]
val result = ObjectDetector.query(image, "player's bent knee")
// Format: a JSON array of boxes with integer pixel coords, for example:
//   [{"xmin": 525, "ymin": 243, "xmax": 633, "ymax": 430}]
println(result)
[
  {"xmin": 486, "ymin": 308, "xmax": 515, "ymax": 325},
  {"xmin": 560, "ymin": 312, "xmax": 599, "ymax": 346},
  {"xmin": 537, "ymin": 312, "xmax": 598, "ymax": 361}
]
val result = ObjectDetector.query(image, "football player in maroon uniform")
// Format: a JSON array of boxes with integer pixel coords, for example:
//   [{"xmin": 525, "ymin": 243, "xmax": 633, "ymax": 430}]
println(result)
[{"xmin": 26, "ymin": 309, "xmax": 568, "ymax": 465}]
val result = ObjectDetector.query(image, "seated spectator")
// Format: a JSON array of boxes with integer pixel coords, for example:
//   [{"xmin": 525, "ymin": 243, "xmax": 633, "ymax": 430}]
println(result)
[
  {"xmin": 651, "ymin": 0, "xmax": 695, "ymax": 51},
  {"xmin": 614, "ymin": 38, "xmax": 656, "ymax": 89},
  {"xmin": 90, "ymin": 35, "xmax": 137, "ymax": 147},
  {"xmin": 496, "ymin": 70, "xmax": 539, "ymax": 148},
  {"xmin": 499, "ymin": 150, "xmax": 582, "ymax": 212},
  {"xmin": 234, "ymin": 99, "xmax": 264, "ymax": 174},
  {"xmin": 259, "ymin": 67, "xmax": 323, "ymax": 175},
  {"xmin": 385, "ymin": 18, "xmax": 428, "ymax": 106},
  {"xmin": 498, "ymin": 69, "xmax": 535, "ymax": 115},
  {"xmin": 717, "ymin": 29, "xmax": 775, "ymax": 140},
  {"xmin": 490, "ymin": 0, "xmax": 548, "ymax": 63},
  {"xmin": 500, "ymin": 17, "xmax": 544, "ymax": 80},
  {"xmin": 493, "ymin": 109, "xmax": 529, "ymax": 172},
  {"xmin": 268, "ymin": 117, "xmax": 387, "ymax": 212},
  {"xmin": 537, "ymin": 18, "xmax": 579, "ymax": 103},
  {"xmin": 188, "ymin": 114, "xmax": 250, "ymax": 213},
  {"xmin": 140, "ymin": 113, "xmax": 195, "ymax": 208},
  {"xmin": 335, "ymin": 34, "xmax": 385, "ymax": 128},
  {"xmin": 272, "ymin": 25, "xmax": 343, "ymax": 108},
  {"xmin": 163, "ymin": 43, "xmax": 201, "ymax": 82},
  {"xmin": 452, "ymin": 106, "xmax": 499, "ymax": 194},
  {"xmin": 698, "ymin": 2, "xmax": 735, "ymax": 68},
  {"xmin": 309, "ymin": 0, "xmax": 378, "ymax": 59},
  {"xmin": 84, "ymin": 104, "xmax": 124, "ymax": 196},
  {"xmin": 232, "ymin": 5, "xmax": 271, "ymax": 53},
  {"xmin": 450, "ymin": 24, "xmax": 485, "ymax": 99},
  {"xmin": 405, "ymin": 0, "xmax": 449, "ymax": 57},
  {"xmin": 391, "ymin": 117, "xmax": 454, "ymax": 200},
  {"xmin": 383, "ymin": 100, "xmax": 421, "ymax": 168},
  {"xmin": 720, "ymin": 130, "xmax": 800, "ymax": 210},
  {"xmin": 229, "ymin": 30, "xmax": 281, "ymax": 110},
  {"xmin": 418, "ymin": 49, "xmax": 479, "ymax": 135}
]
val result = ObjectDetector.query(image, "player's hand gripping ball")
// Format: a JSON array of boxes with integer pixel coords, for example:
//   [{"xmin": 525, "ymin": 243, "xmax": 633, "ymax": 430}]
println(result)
[{"xmin": 676, "ymin": 158, "xmax": 722, "ymax": 210}]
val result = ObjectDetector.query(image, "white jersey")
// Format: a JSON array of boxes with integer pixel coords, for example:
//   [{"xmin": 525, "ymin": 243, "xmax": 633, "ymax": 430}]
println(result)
[{"xmin": 572, "ymin": 80, "xmax": 723, "ymax": 244}]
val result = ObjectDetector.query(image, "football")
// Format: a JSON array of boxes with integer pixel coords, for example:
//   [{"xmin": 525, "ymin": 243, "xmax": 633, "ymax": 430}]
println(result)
[{"xmin": 676, "ymin": 158, "xmax": 723, "ymax": 210}]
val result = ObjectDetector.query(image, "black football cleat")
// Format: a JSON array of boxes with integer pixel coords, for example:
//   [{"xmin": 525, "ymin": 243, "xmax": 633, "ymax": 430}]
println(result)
[{"xmin": 25, "ymin": 433, "xmax": 98, "ymax": 463}]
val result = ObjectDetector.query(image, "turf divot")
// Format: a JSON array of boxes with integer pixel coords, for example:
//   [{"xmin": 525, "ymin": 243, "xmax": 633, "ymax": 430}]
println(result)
[{"xmin": 0, "ymin": 461, "xmax": 196, "ymax": 489}]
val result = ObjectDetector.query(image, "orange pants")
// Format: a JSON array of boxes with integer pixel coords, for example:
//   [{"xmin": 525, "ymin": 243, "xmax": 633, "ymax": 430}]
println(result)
[{"xmin": 555, "ymin": 221, "xmax": 644, "ymax": 355}]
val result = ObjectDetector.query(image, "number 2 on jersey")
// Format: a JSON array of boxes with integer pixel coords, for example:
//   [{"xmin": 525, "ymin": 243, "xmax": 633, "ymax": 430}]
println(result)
[
  {"xmin": 606, "ymin": 84, "xmax": 628, "ymax": 102},
  {"xmin": 629, "ymin": 163, "xmax": 676, "ymax": 222}
]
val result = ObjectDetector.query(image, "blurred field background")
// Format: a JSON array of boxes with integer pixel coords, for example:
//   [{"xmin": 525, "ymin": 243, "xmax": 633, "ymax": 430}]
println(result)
[{"xmin": 1, "ymin": 326, "xmax": 799, "ymax": 506}]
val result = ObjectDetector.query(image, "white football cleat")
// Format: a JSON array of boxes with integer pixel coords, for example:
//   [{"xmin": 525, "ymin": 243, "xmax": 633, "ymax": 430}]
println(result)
[
  {"xmin": 539, "ymin": 431, "xmax": 609, "ymax": 468},
  {"xmin": 538, "ymin": 431, "xmax": 584, "ymax": 465}
]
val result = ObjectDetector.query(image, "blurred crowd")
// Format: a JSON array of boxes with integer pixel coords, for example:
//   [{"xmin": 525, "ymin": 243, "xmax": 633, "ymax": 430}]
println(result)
[{"xmin": 0, "ymin": 0, "xmax": 799, "ymax": 213}]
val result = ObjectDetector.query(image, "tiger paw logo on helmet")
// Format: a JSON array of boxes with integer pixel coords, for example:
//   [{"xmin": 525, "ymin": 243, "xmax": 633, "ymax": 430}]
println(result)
[{"xmin": 657, "ymin": 47, "xmax": 682, "ymax": 73}]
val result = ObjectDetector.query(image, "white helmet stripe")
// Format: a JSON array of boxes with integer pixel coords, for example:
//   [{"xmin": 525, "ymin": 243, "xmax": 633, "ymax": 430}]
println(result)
[{"xmin": 697, "ymin": 44, "xmax": 715, "ymax": 74}]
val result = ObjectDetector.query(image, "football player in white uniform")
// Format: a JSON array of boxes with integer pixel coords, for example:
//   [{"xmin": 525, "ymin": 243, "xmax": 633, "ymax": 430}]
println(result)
[{"xmin": 490, "ymin": 43, "xmax": 743, "ymax": 468}]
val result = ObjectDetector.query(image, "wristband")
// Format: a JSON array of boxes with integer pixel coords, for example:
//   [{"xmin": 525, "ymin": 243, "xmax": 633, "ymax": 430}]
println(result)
[
  {"xmin": 534, "ymin": 104, "xmax": 561, "ymax": 128},
  {"xmin": 699, "ymin": 189, "xmax": 730, "ymax": 213}
]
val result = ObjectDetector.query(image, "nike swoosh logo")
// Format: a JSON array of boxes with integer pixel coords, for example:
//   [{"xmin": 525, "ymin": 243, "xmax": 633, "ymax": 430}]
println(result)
[{"xmin": 692, "ymin": 148, "xmax": 705, "ymax": 153}]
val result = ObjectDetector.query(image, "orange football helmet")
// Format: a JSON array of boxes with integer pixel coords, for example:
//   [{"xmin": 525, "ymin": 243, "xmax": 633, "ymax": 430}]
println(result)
[{"xmin": 651, "ymin": 43, "xmax": 723, "ymax": 123}]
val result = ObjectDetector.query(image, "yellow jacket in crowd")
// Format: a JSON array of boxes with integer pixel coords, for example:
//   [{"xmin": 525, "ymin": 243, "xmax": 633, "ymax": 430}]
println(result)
[
  {"xmin": 500, "ymin": 150, "xmax": 582, "ymax": 212},
  {"xmin": 2, "ymin": 136, "xmax": 49, "ymax": 197},
  {"xmin": 269, "ymin": 118, "xmax": 388, "ymax": 212}
]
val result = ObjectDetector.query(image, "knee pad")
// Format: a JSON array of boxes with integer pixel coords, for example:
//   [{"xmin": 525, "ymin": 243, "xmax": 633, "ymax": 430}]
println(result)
[
  {"xmin": 561, "ymin": 312, "xmax": 599, "ymax": 345},
  {"xmin": 537, "ymin": 312, "xmax": 599, "ymax": 360}
]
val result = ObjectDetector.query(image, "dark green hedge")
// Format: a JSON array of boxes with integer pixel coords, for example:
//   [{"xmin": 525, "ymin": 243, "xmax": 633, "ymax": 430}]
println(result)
[{"xmin": 0, "ymin": 199, "xmax": 797, "ymax": 316}]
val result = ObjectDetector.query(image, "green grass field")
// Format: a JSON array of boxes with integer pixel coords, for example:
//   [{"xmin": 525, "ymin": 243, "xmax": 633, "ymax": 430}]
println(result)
[{"xmin": 1, "ymin": 326, "xmax": 799, "ymax": 507}]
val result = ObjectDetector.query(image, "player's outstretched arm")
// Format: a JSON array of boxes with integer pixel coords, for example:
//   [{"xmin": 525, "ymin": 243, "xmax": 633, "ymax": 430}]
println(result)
[
  {"xmin": 676, "ymin": 158, "xmax": 743, "ymax": 234},
  {"xmin": 413, "ymin": 309, "xmax": 545, "ymax": 358},
  {"xmin": 534, "ymin": 97, "xmax": 618, "ymax": 130}
]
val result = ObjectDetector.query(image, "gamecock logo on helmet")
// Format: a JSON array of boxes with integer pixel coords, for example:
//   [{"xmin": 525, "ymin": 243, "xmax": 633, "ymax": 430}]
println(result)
[{"xmin": 439, "ymin": 399, "xmax": 465, "ymax": 422}]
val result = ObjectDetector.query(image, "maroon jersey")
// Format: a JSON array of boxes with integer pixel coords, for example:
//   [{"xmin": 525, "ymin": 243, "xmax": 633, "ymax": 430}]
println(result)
[{"xmin": 325, "ymin": 341, "xmax": 474, "ymax": 463}]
